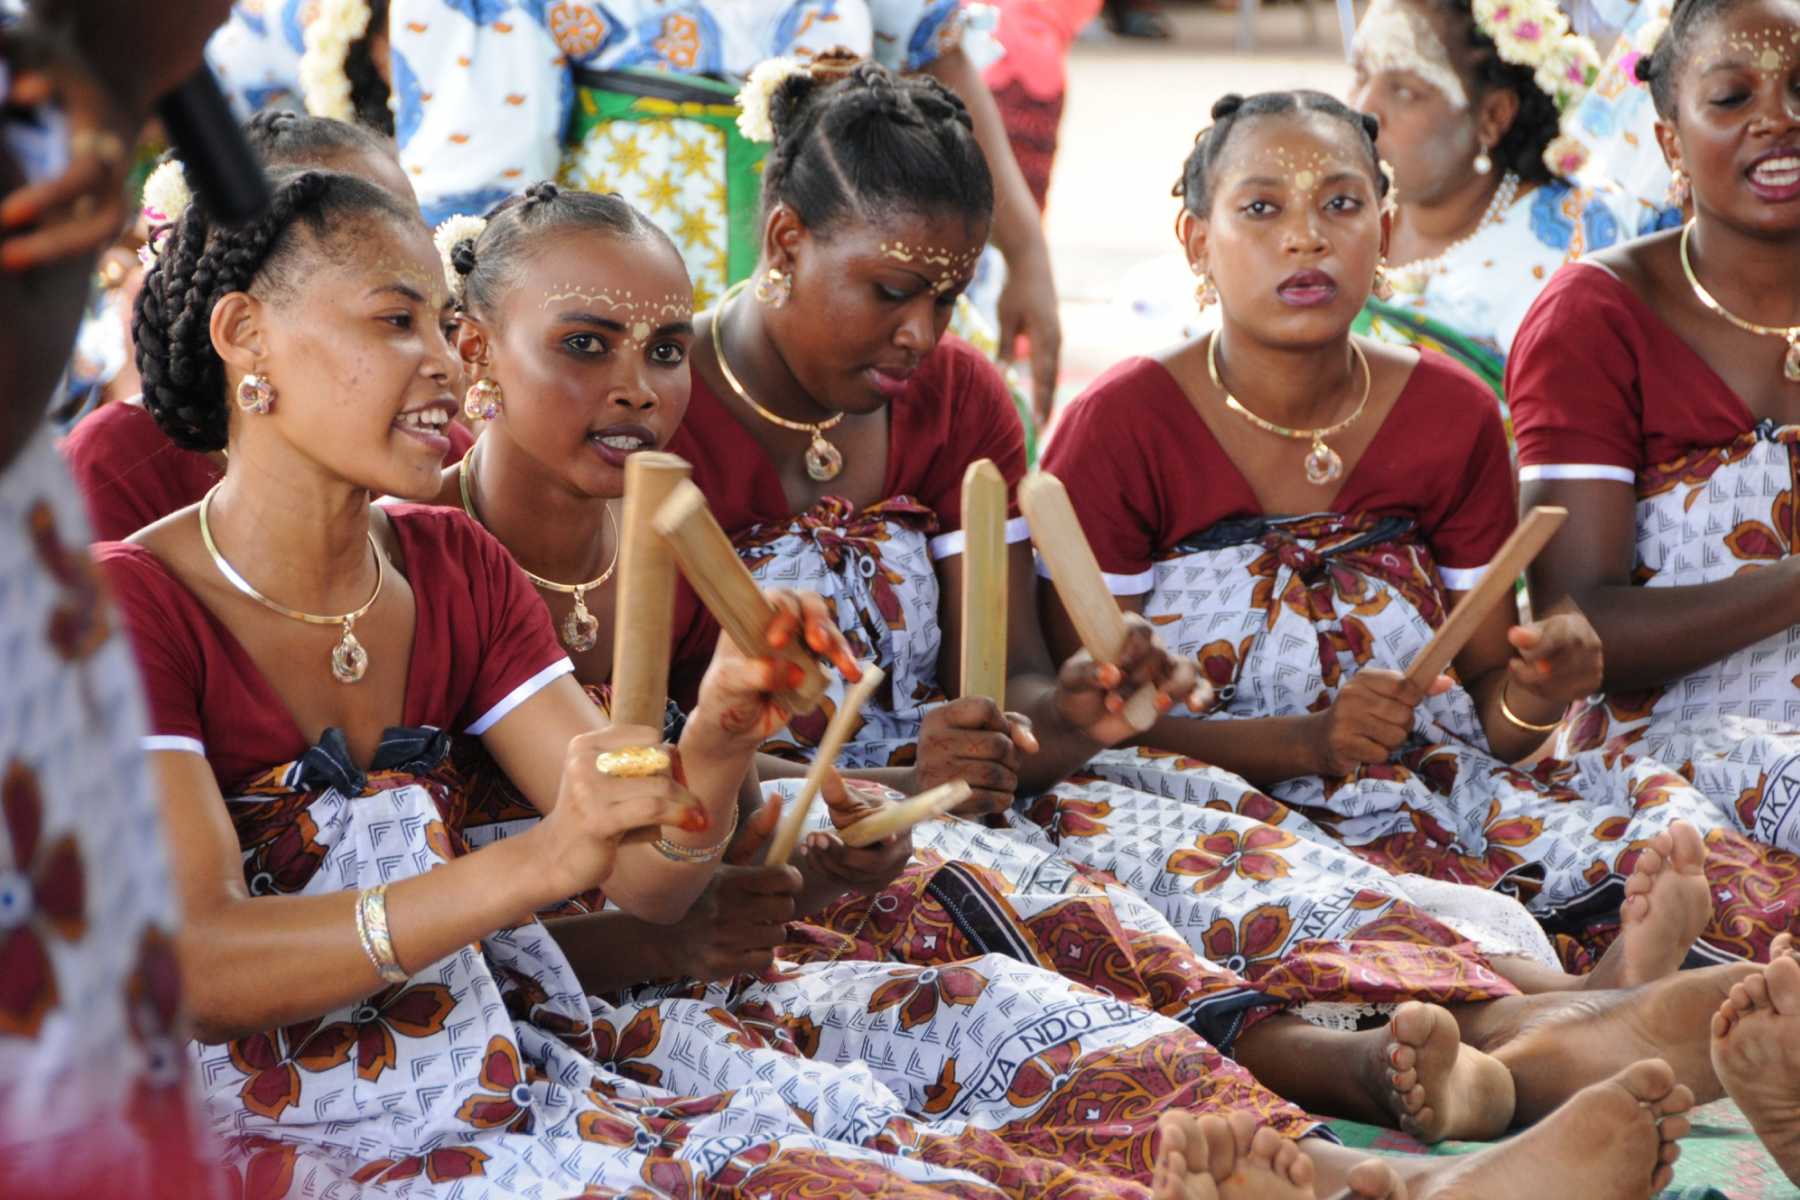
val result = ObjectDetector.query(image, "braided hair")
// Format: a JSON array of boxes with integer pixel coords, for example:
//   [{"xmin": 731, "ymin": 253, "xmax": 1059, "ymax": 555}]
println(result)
[
  {"xmin": 450, "ymin": 181, "xmax": 679, "ymax": 316},
  {"xmin": 760, "ymin": 58, "xmax": 994, "ymax": 232},
  {"xmin": 1423, "ymin": 0, "xmax": 1566, "ymax": 183},
  {"xmin": 1636, "ymin": 0, "xmax": 1749, "ymax": 119},
  {"xmin": 1176, "ymin": 91, "xmax": 1390, "ymax": 215},
  {"xmin": 133, "ymin": 170, "xmax": 419, "ymax": 452},
  {"xmin": 243, "ymin": 107, "xmax": 392, "ymax": 168}
]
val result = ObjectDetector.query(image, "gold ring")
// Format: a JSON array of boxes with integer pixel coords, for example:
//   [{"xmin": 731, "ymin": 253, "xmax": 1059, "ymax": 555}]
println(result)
[{"xmin": 593, "ymin": 745, "xmax": 671, "ymax": 778}]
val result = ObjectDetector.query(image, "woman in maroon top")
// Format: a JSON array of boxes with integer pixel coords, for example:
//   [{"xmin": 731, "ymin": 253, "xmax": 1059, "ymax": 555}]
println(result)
[
  {"xmin": 61, "ymin": 108, "xmax": 470, "ymax": 542},
  {"xmin": 1508, "ymin": 0, "xmax": 1800, "ymax": 1180}
]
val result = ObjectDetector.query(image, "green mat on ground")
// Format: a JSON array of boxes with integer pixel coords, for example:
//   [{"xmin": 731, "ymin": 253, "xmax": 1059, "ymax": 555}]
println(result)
[{"xmin": 1329, "ymin": 1100, "xmax": 1796, "ymax": 1198}]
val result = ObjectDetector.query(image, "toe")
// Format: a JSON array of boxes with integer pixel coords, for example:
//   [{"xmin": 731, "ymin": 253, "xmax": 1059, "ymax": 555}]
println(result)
[
  {"xmin": 1669, "ymin": 820, "xmax": 1707, "ymax": 872},
  {"xmin": 1246, "ymin": 1125, "xmax": 1285, "ymax": 1168},
  {"xmin": 1745, "ymin": 972, "xmax": 1773, "ymax": 1011},
  {"xmin": 1346, "ymin": 1158, "xmax": 1403, "ymax": 1199},
  {"xmin": 1201, "ymin": 1115, "xmax": 1238, "ymax": 1178},
  {"xmin": 1638, "ymin": 844, "xmax": 1666, "ymax": 879},
  {"xmin": 1766, "ymin": 954, "xmax": 1800, "ymax": 1016},
  {"xmin": 1772, "ymin": 931, "xmax": 1794, "ymax": 958},
  {"xmin": 1225, "ymin": 1110, "xmax": 1261, "ymax": 1159},
  {"xmin": 1613, "ymin": 1057, "xmax": 1677, "ymax": 1105},
  {"xmin": 1274, "ymin": 1136, "xmax": 1313, "ymax": 1187}
]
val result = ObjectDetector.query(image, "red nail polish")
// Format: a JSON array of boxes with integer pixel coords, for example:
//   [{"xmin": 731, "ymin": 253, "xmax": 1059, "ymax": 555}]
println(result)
[{"xmin": 680, "ymin": 808, "xmax": 709, "ymax": 833}]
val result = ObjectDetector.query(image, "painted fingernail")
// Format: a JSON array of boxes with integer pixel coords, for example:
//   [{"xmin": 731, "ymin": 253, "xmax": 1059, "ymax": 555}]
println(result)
[
  {"xmin": 787, "ymin": 663, "xmax": 805, "ymax": 688},
  {"xmin": 1155, "ymin": 692, "xmax": 1173, "ymax": 712},
  {"xmin": 680, "ymin": 807, "xmax": 709, "ymax": 832}
]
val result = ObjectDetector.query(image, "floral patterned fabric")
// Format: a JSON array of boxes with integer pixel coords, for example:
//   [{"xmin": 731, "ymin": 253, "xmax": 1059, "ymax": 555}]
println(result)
[
  {"xmin": 1554, "ymin": 425, "xmax": 1800, "ymax": 866},
  {"xmin": 202, "ymin": 731, "xmax": 1328, "ymax": 1198},
  {"xmin": 1079, "ymin": 511, "xmax": 1800, "ymax": 964},
  {"xmin": 729, "ymin": 497, "xmax": 1545, "ymax": 987},
  {"xmin": 0, "ymin": 427, "xmax": 221, "ymax": 1198}
]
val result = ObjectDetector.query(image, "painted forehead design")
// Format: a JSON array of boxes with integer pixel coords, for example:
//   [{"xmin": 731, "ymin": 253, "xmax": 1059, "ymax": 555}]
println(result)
[
  {"xmin": 539, "ymin": 285, "xmax": 694, "ymax": 351},
  {"xmin": 1711, "ymin": 24, "xmax": 1800, "ymax": 71},
  {"xmin": 365, "ymin": 254, "xmax": 448, "ymax": 303},
  {"xmin": 879, "ymin": 242, "xmax": 982, "ymax": 295},
  {"xmin": 1354, "ymin": 0, "xmax": 1470, "ymax": 109},
  {"xmin": 1233, "ymin": 146, "xmax": 1367, "ymax": 192}
]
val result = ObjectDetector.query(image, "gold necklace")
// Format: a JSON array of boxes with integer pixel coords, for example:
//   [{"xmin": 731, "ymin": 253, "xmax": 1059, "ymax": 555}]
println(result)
[
  {"xmin": 198, "ymin": 482, "xmax": 383, "ymax": 684},
  {"xmin": 714, "ymin": 280, "xmax": 845, "ymax": 481},
  {"xmin": 459, "ymin": 446, "xmax": 618, "ymax": 653},
  {"xmin": 1209, "ymin": 332, "xmax": 1373, "ymax": 486},
  {"xmin": 1680, "ymin": 221, "xmax": 1800, "ymax": 384}
]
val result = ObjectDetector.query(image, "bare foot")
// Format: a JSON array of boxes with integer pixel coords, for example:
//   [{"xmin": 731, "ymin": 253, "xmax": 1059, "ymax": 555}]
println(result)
[
  {"xmin": 1323, "ymin": 1160, "xmax": 1407, "ymax": 1199},
  {"xmin": 1710, "ymin": 953, "xmax": 1800, "ymax": 1184},
  {"xmin": 1154, "ymin": 1111, "xmax": 1317, "ymax": 1200},
  {"xmin": 1587, "ymin": 821, "xmax": 1712, "ymax": 990},
  {"xmin": 1402, "ymin": 1058, "xmax": 1692, "ymax": 1200},
  {"xmin": 1467, "ymin": 961, "xmax": 1753, "ymax": 1121},
  {"xmin": 1372, "ymin": 1002, "xmax": 1514, "ymax": 1143}
]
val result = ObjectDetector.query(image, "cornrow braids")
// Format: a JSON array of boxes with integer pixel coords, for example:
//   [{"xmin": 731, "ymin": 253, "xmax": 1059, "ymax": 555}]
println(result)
[
  {"xmin": 243, "ymin": 106, "xmax": 392, "ymax": 168},
  {"xmin": 452, "ymin": 181, "xmax": 679, "ymax": 316},
  {"xmin": 132, "ymin": 169, "xmax": 418, "ymax": 452},
  {"xmin": 345, "ymin": 0, "xmax": 395, "ymax": 135},
  {"xmin": 760, "ymin": 59, "xmax": 993, "ymax": 233},
  {"xmin": 1636, "ymin": 0, "xmax": 1750, "ymax": 119},
  {"xmin": 1424, "ymin": 0, "xmax": 1566, "ymax": 182},
  {"xmin": 1176, "ymin": 91, "xmax": 1389, "ymax": 215}
]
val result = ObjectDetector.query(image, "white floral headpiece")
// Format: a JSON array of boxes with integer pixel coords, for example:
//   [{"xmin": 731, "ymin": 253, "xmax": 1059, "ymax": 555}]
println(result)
[
  {"xmin": 300, "ymin": 0, "xmax": 375, "ymax": 123},
  {"xmin": 138, "ymin": 159, "xmax": 193, "ymax": 266},
  {"xmin": 735, "ymin": 58, "xmax": 808, "ymax": 144},
  {"xmin": 435, "ymin": 214, "xmax": 489, "ymax": 302},
  {"xmin": 1471, "ymin": 0, "xmax": 1602, "ymax": 112}
]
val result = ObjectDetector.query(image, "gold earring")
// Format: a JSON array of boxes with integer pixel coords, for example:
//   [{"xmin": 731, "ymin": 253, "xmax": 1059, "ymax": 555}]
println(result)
[
  {"xmin": 1667, "ymin": 167, "xmax": 1691, "ymax": 209},
  {"xmin": 464, "ymin": 377, "xmax": 503, "ymax": 422},
  {"xmin": 1194, "ymin": 274, "xmax": 1218, "ymax": 309},
  {"xmin": 1372, "ymin": 262, "xmax": 1396, "ymax": 302},
  {"xmin": 753, "ymin": 266, "xmax": 792, "ymax": 307},
  {"xmin": 236, "ymin": 372, "xmax": 275, "ymax": 415}
]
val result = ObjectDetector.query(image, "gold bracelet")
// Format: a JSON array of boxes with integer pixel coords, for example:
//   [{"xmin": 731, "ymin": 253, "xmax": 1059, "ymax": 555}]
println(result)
[
  {"xmin": 654, "ymin": 802, "xmax": 740, "ymax": 864},
  {"xmin": 1498, "ymin": 682, "xmax": 1561, "ymax": 733},
  {"xmin": 355, "ymin": 884, "xmax": 410, "ymax": 983}
]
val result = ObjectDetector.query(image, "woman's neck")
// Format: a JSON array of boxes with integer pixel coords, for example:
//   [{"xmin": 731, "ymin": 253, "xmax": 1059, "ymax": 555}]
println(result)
[
  {"xmin": 464, "ymin": 433, "xmax": 618, "ymax": 584},
  {"xmin": 715, "ymin": 285, "xmax": 838, "ymax": 425},
  {"xmin": 206, "ymin": 450, "xmax": 380, "ymax": 612},
  {"xmin": 1689, "ymin": 213, "xmax": 1800, "ymax": 328},
  {"xmin": 1211, "ymin": 323, "xmax": 1360, "ymax": 429},
  {"xmin": 1388, "ymin": 169, "xmax": 1514, "ymax": 265}
]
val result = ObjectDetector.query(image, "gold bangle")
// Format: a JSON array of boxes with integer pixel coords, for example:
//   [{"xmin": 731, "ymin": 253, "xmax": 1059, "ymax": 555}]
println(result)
[
  {"xmin": 593, "ymin": 745, "xmax": 672, "ymax": 778},
  {"xmin": 654, "ymin": 802, "xmax": 740, "ymax": 864},
  {"xmin": 1498, "ymin": 682, "xmax": 1561, "ymax": 733},
  {"xmin": 355, "ymin": 884, "xmax": 409, "ymax": 984}
]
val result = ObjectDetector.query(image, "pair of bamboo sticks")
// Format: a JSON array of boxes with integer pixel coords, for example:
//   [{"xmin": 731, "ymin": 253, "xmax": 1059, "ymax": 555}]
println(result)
[{"xmin": 616, "ymin": 453, "xmax": 1565, "ymax": 865}]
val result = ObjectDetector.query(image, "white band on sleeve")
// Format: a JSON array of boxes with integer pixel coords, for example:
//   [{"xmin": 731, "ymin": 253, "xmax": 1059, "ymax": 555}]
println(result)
[
  {"xmin": 1438, "ymin": 563, "xmax": 1491, "ymax": 592},
  {"xmin": 142, "ymin": 735, "xmax": 206, "ymax": 756},
  {"xmin": 1518, "ymin": 463, "xmax": 1636, "ymax": 484},
  {"xmin": 929, "ymin": 516, "xmax": 1031, "ymax": 561},
  {"xmin": 466, "ymin": 659, "xmax": 576, "ymax": 735},
  {"xmin": 1034, "ymin": 553, "xmax": 1156, "ymax": 596}
]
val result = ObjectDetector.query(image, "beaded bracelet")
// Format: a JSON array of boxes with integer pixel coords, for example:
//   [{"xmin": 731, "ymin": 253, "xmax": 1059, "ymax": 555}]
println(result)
[
  {"xmin": 654, "ymin": 801, "xmax": 740, "ymax": 864},
  {"xmin": 354, "ymin": 883, "xmax": 409, "ymax": 983}
]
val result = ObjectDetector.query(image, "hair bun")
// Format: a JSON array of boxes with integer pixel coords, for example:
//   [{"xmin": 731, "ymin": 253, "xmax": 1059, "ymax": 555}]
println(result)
[
  {"xmin": 1360, "ymin": 111, "xmax": 1381, "ymax": 141},
  {"xmin": 1633, "ymin": 53, "xmax": 1656, "ymax": 82},
  {"xmin": 524, "ymin": 181, "xmax": 560, "ymax": 205},
  {"xmin": 450, "ymin": 240, "xmax": 478, "ymax": 276},
  {"xmin": 1211, "ymin": 94, "xmax": 1246, "ymax": 120}
]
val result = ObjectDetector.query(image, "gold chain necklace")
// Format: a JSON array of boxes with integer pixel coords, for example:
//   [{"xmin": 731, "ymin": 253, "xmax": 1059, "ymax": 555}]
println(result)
[
  {"xmin": 714, "ymin": 280, "xmax": 845, "ymax": 481},
  {"xmin": 459, "ymin": 446, "xmax": 618, "ymax": 652},
  {"xmin": 1680, "ymin": 221, "xmax": 1800, "ymax": 384},
  {"xmin": 198, "ymin": 482, "xmax": 383, "ymax": 684},
  {"xmin": 1209, "ymin": 332, "xmax": 1373, "ymax": 486}
]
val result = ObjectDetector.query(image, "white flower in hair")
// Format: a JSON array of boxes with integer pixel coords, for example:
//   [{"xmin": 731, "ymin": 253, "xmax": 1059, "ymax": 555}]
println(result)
[
  {"xmin": 435, "ymin": 214, "xmax": 488, "ymax": 301},
  {"xmin": 301, "ymin": 0, "xmax": 374, "ymax": 123},
  {"xmin": 1542, "ymin": 133, "xmax": 1590, "ymax": 177},
  {"xmin": 141, "ymin": 159, "xmax": 192, "ymax": 226},
  {"xmin": 736, "ymin": 58, "xmax": 807, "ymax": 144}
]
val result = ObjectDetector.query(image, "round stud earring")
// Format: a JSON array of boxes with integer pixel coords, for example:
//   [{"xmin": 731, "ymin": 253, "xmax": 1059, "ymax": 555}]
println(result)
[
  {"xmin": 1473, "ymin": 149, "xmax": 1493, "ymax": 175},
  {"xmin": 464, "ymin": 377, "xmax": 504, "ymax": 422},
  {"xmin": 236, "ymin": 372, "xmax": 275, "ymax": 415},
  {"xmin": 753, "ymin": 267, "xmax": 792, "ymax": 308}
]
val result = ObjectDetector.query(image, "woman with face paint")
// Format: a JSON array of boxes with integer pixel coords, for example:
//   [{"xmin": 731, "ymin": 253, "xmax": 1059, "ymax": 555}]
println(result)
[
  {"xmin": 1340, "ymin": 0, "xmax": 1676, "ymax": 399},
  {"xmin": 1513, "ymin": 0, "xmax": 1800, "ymax": 873}
]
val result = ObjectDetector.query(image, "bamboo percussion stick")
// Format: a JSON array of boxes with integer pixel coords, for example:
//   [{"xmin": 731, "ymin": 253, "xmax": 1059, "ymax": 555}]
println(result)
[
  {"xmin": 1403, "ymin": 505, "xmax": 1569, "ymax": 689},
  {"xmin": 652, "ymin": 480, "xmax": 828, "ymax": 714},
  {"xmin": 839, "ymin": 780, "xmax": 972, "ymax": 847},
  {"xmin": 960, "ymin": 459, "xmax": 1010, "ymax": 704},
  {"xmin": 609, "ymin": 452, "xmax": 691, "ymax": 730},
  {"xmin": 1018, "ymin": 472, "xmax": 1160, "ymax": 732},
  {"xmin": 764, "ymin": 663, "xmax": 886, "ymax": 866}
]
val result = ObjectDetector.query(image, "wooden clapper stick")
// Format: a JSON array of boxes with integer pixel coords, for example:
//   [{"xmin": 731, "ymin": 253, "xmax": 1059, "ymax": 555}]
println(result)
[
  {"xmin": 762, "ymin": 663, "xmax": 886, "ymax": 866},
  {"xmin": 839, "ymin": 781, "xmax": 972, "ymax": 847},
  {"xmin": 1402, "ymin": 505, "xmax": 1568, "ymax": 689},
  {"xmin": 960, "ymin": 459, "xmax": 1010, "ymax": 704},
  {"xmin": 652, "ymin": 480, "xmax": 829, "ymax": 715},
  {"xmin": 1018, "ymin": 472, "xmax": 1160, "ymax": 731},
  {"xmin": 608, "ymin": 452, "xmax": 692, "ymax": 728}
]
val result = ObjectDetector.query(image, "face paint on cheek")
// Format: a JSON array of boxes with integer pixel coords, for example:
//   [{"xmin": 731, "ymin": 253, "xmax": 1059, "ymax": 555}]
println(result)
[
  {"xmin": 1353, "ymin": 0, "xmax": 1470, "ymax": 109},
  {"xmin": 878, "ymin": 242, "xmax": 983, "ymax": 295}
]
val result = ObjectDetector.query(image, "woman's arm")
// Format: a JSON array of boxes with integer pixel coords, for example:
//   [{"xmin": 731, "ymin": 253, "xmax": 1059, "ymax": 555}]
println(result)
[
  {"xmin": 153, "ymin": 744, "xmax": 698, "ymax": 1043},
  {"xmin": 1524, "ymin": 476, "xmax": 1800, "ymax": 693}
]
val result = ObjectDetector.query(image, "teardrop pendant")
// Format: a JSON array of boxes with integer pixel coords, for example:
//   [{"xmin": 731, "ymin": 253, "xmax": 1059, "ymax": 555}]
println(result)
[
  {"xmin": 331, "ymin": 623, "xmax": 369, "ymax": 684},
  {"xmin": 805, "ymin": 434, "xmax": 844, "ymax": 482},
  {"xmin": 561, "ymin": 591, "xmax": 600, "ymax": 653},
  {"xmin": 1303, "ymin": 438, "xmax": 1344, "ymax": 486},
  {"xmin": 1784, "ymin": 337, "xmax": 1800, "ymax": 383}
]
